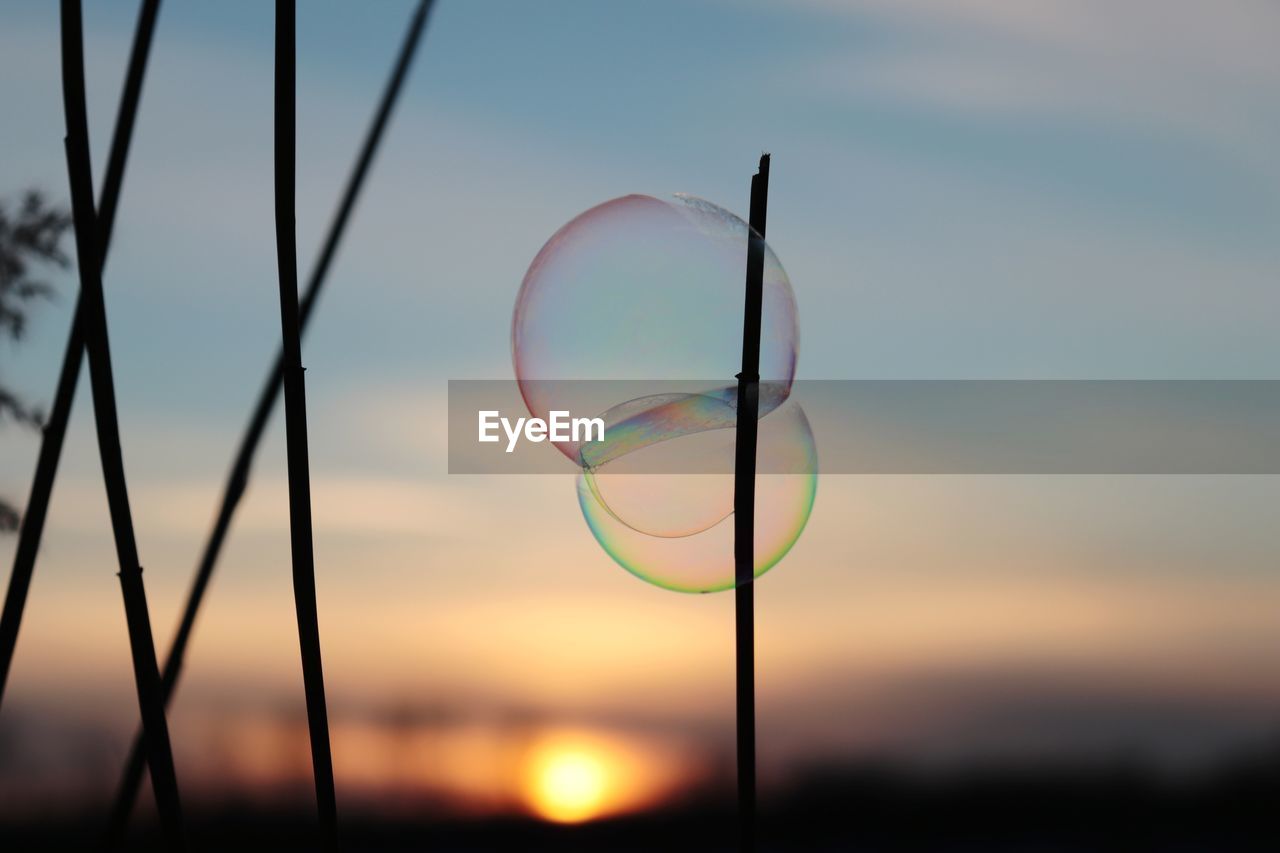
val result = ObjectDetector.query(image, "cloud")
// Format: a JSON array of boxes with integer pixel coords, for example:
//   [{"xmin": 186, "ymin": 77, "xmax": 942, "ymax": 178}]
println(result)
[
  {"xmin": 783, "ymin": 0, "xmax": 1280, "ymax": 186},
  {"xmin": 802, "ymin": 0, "xmax": 1280, "ymax": 80}
]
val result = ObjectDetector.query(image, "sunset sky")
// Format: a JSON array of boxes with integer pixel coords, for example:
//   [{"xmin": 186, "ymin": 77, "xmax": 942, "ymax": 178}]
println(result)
[{"xmin": 3, "ymin": 0, "xmax": 1280, "ymax": 823}]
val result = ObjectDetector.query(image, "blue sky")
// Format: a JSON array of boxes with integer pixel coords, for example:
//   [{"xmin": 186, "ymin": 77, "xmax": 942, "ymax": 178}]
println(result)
[
  {"xmin": 3, "ymin": 0, "xmax": 1280, "ymax": 812},
  {"xmin": 4, "ymin": 0, "xmax": 1279, "ymax": 401}
]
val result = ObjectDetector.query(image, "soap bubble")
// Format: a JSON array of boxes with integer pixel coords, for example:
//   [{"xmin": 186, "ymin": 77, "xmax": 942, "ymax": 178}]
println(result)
[
  {"xmin": 513, "ymin": 193, "xmax": 799, "ymax": 461},
  {"xmin": 579, "ymin": 383, "xmax": 791, "ymax": 539},
  {"xmin": 578, "ymin": 398, "xmax": 817, "ymax": 593},
  {"xmin": 512, "ymin": 194, "xmax": 816, "ymax": 592}
]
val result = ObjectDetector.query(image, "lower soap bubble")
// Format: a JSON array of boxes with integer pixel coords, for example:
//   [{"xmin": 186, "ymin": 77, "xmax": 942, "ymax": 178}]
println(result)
[{"xmin": 577, "ymin": 398, "xmax": 817, "ymax": 593}]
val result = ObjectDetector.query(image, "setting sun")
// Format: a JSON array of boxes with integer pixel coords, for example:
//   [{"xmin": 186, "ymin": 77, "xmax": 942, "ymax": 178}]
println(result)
[
  {"xmin": 518, "ymin": 730, "xmax": 685, "ymax": 824},
  {"xmin": 526, "ymin": 746, "xmax": 609, "ymax": 823}
]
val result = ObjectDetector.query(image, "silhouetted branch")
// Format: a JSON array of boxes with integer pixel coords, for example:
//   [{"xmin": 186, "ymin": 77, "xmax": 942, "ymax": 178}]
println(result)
[
  {"xmin": 102, "ymin": 2, "xmax": 434, "ymax": 844},
  {"xmin": 0, "ymin": 388, "xmax": 46, "ymax": 431},
  {"xmin": 734, "ymin": 153, "xmax": 770, "ymax": 853},
  {"xmin": 0, "ymin": 191, "xmax": 70, "ymax": 344},
  {"xmin": 0, "ymin": 190, "xmax": 71, "ymax": 435},
  {"xmin": 276, "ymin": 1, "xmax": 338, "ymax": 848},
  {"xmin": 0, "ymin": 0, "xmax": 160, "ymax": 710},
  {"xmin": 58, "ymin": 1, "xmax": 183, "ymax": 849}
]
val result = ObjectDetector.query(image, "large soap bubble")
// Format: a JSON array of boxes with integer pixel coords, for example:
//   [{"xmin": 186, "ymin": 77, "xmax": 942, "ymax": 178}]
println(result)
[
  {"xmin": 513, "ymin": 194, "xmax": 798, "ymax": 450},
  {"xmin": 512, "ymin": 194, "xmax": 816, "ymax": 593}
]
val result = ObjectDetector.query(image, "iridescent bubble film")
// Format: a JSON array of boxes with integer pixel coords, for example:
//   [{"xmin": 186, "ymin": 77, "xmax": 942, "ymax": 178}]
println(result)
[
  {"xmin": 579, "ymin": 384, "xmax": 791, "ymax": 539},
  {"xmin": 513, "ymin": 194, "xmax": 798, "ymax": 455},
  {"xmin": 512, "ymin": 194, "xmax": 816, "ymax": 593},
  {"xmin": 579, "ymin": 399, "xmax": 817, "ymax": 593}
]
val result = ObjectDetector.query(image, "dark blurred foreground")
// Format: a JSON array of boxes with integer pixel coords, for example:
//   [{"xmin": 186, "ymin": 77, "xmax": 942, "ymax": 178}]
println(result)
[{"xmin": 3, "ymin": 747, "xmax": 1276, "ymax": 852}]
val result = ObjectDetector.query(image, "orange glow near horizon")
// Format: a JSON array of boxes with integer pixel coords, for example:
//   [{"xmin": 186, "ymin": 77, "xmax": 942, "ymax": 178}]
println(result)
[
  {"xmin": 519, "ymin": 729, "xmax": 682, "ymax": 824},
  {"xmin": 525, "ymin": 745, "xmax": 608, "ymax": 823}
]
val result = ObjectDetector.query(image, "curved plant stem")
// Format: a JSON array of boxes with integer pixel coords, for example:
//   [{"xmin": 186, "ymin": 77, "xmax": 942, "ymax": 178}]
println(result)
[
  {"xmin": 101, "ymin": 2, "xmax": 434, "ymax": 846},
  {"xmin": 276, "ymin": 1, "xmax": 339, "ymax": 848},
  {"xmin": 59, "ymin": 1, "xmax": 185, "ymax": 849},
  {"xmin": 0, "ymin": 0, "xmax": 160, "ymax": 712}
]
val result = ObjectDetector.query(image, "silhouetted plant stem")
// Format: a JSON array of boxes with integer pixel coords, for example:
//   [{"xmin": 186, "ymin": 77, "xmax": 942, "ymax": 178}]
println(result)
[
  {"xmin": 276, "ymin": 2, "xmax": 339, "ymax": 848},
  {"xmin": 96, "ymin": 3, "xmax": 435, "ymax": 840},
  {"xmin": 102, "ymin": 2, "xmax": 433, "ymax": 844},
  {"xmin": 734, "ymin": 153, "xmax": 769, "ymax": 853},
  {"xmin": 59, "ymin": 1, "xmax": 185, "ymax": 850},
  {"xmin": 0, "ymin": 0, "xmax": 160, "ymax": 712}
]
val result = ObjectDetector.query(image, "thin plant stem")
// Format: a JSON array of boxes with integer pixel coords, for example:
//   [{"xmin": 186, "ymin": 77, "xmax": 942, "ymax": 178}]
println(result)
[
  {"xmin": 59, "ymin": 1, "xmax": 184, "ymax": 849},
  {"xmin": 101, "ymin": 1, "xmax": 434, "ymax": 844},
  {"xmin": 275, "ymin": 2, "xmax": 338, "ymax": 848},
  {"xmin": 734, "ymin": 153, "xmax": 770, "ymax": 853},
  {"xmin": 0, "ymin": 0, "xmax": 161, "ymax": 711}
]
